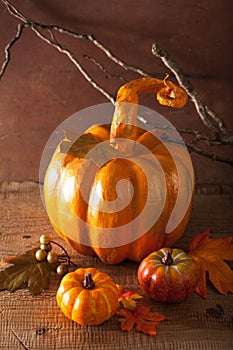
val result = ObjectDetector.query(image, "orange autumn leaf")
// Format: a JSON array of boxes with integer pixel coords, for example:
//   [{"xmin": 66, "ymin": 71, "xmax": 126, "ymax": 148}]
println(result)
[
  {"xmin": 118, "ymin": 290, "xmax": 143, "ymax": 310},
  {"xmin": 116, "ymin": 284, "xmax": 124, "ymax": 297},
  {"xmin": 188, "ymin": 230, "xmax": 233, "ymax": 298},
  {"xmin": 116, "ymin": 305, "xmax": 167, "ymax": 336}
]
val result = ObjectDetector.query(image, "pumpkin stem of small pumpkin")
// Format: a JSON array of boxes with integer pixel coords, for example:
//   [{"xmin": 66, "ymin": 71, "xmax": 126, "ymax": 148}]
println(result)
[
  {"xmin": 83, "ymin": 273, "xmax": 95, "ymax": 289},
  {"xmin": 161, "ymin": 249, "xmax": 173, "ymax": 265}
]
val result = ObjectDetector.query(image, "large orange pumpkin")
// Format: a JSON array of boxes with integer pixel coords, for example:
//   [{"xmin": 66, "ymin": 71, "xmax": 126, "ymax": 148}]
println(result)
[{"xmin": 44, "ymin": 77, "xmax": 194, "ymax": 264}]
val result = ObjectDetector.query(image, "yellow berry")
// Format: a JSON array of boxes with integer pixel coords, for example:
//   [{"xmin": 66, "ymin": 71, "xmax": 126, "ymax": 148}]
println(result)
[
  {"xmin": 40, "ymin": 243, "xmax": 51, "ymax": 252},
  {"xmin": 35, "ymin": 249, "xmax": 47, "ymax": 262},
  {"xmin": 39, "ymin": 234, "xmax": 51, "ymax": 245},
  {"xmin": 57, "ymin": 264, "xmax": 68, "ymax": 276},
  {"xmin": 47, "ymin": 251, "xmax": 58, "ymax": 264}
]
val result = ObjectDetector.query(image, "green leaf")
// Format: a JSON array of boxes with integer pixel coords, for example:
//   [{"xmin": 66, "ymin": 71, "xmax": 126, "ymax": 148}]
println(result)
[{"xmin": 0, "ymin": 248, "xmax": 59, "ymax": 295}]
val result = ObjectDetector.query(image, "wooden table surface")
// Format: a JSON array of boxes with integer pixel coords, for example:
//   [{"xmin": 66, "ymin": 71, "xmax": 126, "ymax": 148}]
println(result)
[{"xmin": 0, "ymin": 182, "xmax": 233, "ymax": 350}]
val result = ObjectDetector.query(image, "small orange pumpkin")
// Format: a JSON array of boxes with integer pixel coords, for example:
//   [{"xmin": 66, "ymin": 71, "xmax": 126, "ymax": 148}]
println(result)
[
  {"xmin": 44, "ymin": 77, "xmax": 193, "ymax": 264},
  {"xmin": 56, "ymin": 267, "xmax": 119, "ymax": 325}
]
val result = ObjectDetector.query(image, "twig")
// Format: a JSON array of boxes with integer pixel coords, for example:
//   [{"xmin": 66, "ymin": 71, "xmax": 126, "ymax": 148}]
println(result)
[
  {"xmin": 86, "ymin": 34, "xmax": 151, "ymax": 77},
  {"xmin": 152, "ymin": 43, "xmax": 233, "ymax": 145},
  {"xmin": 31, "ymin": 26, "xmax": 115, "ymax": 104},
  {"xmin": 0, "ymin": 0, "xmax": 233, "ymax": 166},
  {"xmin": 83, "ymin": 54, "xmax": 127, "ymax": 82},
  {"xmin": 50, "ymin": 240, "xmax": 76, "ymax": 268},
  {"xmin": 1, "ymin": 0, "xmax": 151, "ymax": 77},
  {"xmin": 0, "ymin": 23, "xmax": 25, "ymax": 79},
  {"xmin": 178, "ymin": 128, "xmax": 222, "ymax": 146},
  {"xmin": 1, "ymin": 0, "xmax": 115, "ymax": 103},
  {"xmin": 187, "ymin": 143, "xmax": 233, "ymax": 166}
]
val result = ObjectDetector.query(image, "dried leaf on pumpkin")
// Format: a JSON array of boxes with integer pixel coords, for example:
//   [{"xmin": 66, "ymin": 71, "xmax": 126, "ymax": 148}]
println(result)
[
  {"xmin": 188, "ymin": 229, "xmax": 233, "ymax": 298},
  {"xmin": 60, "ymin": 132, "xmax": 101, "ymax": 159},
  {"xmin": 116, "ymin": 305, "xmax": 167, "ymax": 336},
  {"xmin": 0, "ymin": 248, "xmax": 59, "ymax": 295},
  {"xmin": 60, "ymin": 131, "xmax": 121, "ymax": 166}
]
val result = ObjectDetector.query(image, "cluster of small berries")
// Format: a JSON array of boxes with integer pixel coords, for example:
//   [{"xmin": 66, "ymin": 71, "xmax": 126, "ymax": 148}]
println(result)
[{"xmin": 35, "ymin": 234, "xmax": 69, "ymax": 275}]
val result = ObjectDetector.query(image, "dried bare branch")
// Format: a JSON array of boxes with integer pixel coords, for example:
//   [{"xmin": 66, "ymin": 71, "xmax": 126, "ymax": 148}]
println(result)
[
  {"xmin": 32, "ymin": 26, "xmax": 115, "ymax": 104},
  {"xmin": 152, "ymin": 43, "xmax": 233, "ymax": 145},
  {"xmin": 86, "ymin": 35, "xmax": 151, "ymax": 77},
  {"xmin": 178, "ymin": 129, "xmax": 222, "ymax": 146},
  {"xmin": 186, "ymin": 143, "xmax": 233, "ymax": 166},
  {"xmin": 83, "ymin": 54, "xmax": 127, "ymax": 82},
  {"xmin": 0, "ymin": 23, "xmax": 25, "ymax": 79},
  {"xmin": 1, "ymin": 0, "xmax": 115, "ymax": 103},
  {"xmin": 1, "ymin": 0, "xmax": 151, "ymax": 77},
  {"xmin": 1, "ymin": 0, "xmax": 233, "ymax": 166}
]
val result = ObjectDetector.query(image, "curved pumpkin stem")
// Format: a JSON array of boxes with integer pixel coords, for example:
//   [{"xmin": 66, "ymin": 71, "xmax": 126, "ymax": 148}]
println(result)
[{"xmin": 110, "ymin": 76, "xmax": 187, "ymax": 153}]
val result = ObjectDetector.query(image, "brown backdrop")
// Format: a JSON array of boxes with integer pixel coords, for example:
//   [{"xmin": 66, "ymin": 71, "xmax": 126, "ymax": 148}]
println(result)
[{"xmin": 0, "ymin": 0, "xmax": 232, "ymax": 184}]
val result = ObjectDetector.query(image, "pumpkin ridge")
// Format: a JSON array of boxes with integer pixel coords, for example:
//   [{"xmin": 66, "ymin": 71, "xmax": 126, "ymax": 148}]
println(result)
[
  {"xmin": 172, "ymin": 265, "xmax": 182, "ymax": 275},
  {"xmin": 91, "ymin": 271, "xmax": 111, "ymax": 285},
  {"xmin": 71, "ymin": 289, "xmax": 96, "ymax": 324},
  {"xmin": 60, "ymin": 289, "xmax": 78, "ymax": 318},
  {"xmin": 97, "ymin": 290, "xmax": 113, "ymax": 320},
  {"xmin": 99, "ymin": 283, "xmax": 119, "ymax": 298},
  {"xmin": 172, "ymin": 251, "xmax": 187, "ymax": 261}
]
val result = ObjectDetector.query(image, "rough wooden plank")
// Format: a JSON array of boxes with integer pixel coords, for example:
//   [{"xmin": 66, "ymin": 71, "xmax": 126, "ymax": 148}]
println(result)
[
  {"xmin": 0, "ymin": 310, "xmax": 27, "ymax": 350},
  {"xmin": 0, "ymin": 182, "xmax": 233, "ymax": 350}
]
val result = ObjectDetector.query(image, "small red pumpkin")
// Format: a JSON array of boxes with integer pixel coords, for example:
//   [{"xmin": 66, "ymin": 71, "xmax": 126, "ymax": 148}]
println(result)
[
  {"xmin": 56, "ymin": 267, "xmax": 119, "ymax": 325},
  {"xmin": 138, "ymin": 248, "xmax": 200, "ymax": 303}
]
